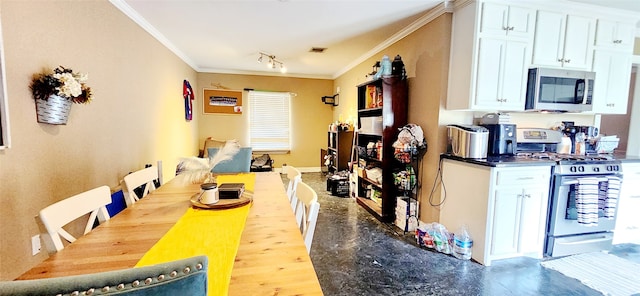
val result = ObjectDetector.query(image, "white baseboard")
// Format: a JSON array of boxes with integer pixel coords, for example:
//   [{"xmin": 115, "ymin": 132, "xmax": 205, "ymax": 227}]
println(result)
[{"xmin": 276, "ymin": 167, "xmax": 323, "ymax": 173}]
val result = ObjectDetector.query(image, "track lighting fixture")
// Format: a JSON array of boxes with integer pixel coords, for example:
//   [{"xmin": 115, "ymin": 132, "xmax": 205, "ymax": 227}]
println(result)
[{"xmin": 258, "ymin": 52, "xmax": 286, "ymax": 73}]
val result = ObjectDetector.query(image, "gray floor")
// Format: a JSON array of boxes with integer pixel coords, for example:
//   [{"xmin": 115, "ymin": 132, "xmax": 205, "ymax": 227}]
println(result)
[{"xmin": 296, "ymin": 172, "xmax": 640, "ymax": 296}]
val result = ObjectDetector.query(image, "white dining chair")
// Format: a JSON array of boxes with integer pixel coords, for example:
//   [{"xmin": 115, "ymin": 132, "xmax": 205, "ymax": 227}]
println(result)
[
  {"xmin": 38, "ymin": 185, "xmax": 111, "ymax": 253},
  {"xmin": 293, "ymin": 181, "xmax": 320, "ymax": 253},
  {"xmin": 123, "ymin": 166, "xmax": 159, "ymax": 207},
  {"xmin": 284, "ymin": 165, "xmax": 302, "ymax": 211}
]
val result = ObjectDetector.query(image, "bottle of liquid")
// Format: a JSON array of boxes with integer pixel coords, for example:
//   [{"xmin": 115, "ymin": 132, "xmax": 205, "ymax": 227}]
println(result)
[
  {"xmin": 575, "ymin": 132, "xmax": 586, "ymax": 155},
  {"xmin": 453, "ymin": 226, "xmax": 473, "ymax": 260}
]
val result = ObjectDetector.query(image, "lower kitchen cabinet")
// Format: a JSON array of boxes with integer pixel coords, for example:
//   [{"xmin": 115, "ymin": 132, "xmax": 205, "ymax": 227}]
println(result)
[
  {"xmin": 440, "ymin": 159, "xmax": 552, "ymax": 266},
  {"xmin": 614, "ymin": 162, "xmax": 640, "ymax": 244},
  {"xmin": 490, "ymin": 185, "xmax": 548, "ymax": 258}
]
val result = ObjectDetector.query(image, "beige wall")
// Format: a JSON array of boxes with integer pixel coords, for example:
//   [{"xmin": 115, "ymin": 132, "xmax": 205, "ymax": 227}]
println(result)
[
  {"xmin": 196, "ymin": 73, "xmax": 333, "ymax": 168},
  {"xmin": 334, "ymin": 14, "xmax": 453, "ymax": 223},
  {"xmin": 0, "ymin": 0, "xmax": 198, "ymax": 280}
]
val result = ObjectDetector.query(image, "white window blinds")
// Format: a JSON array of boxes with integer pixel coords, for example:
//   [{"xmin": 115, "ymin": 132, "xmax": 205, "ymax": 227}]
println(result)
[{"xmin": 248, "ymin": 91, "xmax": 291, "ymax": 152}]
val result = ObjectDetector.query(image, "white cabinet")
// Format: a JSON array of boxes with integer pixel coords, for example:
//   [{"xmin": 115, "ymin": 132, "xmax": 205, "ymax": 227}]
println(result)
[
  {"xmin": 447, "ymin": 1, "xmax": 534, "ymax": 111},
  {"xmin": 591, "ymin": 50, "xmax": 633, "ymax": 114},
  {"xmin": 440, "ymin": 159, "xmax": 552, "ymax": 266},
  {"xmin": 474, "ymin": 38, "xmax": 529, "ymax": 110},
  {"xmin": 479, "ymin": 2, "xmax": 534, "ymax": 38},
  {"xmin": 614, "ymin": 162, "xmax": 640, "ymax": 244},
  {"xmin": 532, "ymin": 11, "xmax": 595, "ymax": 70},
  {"xmin": 490, "ymin": 181, "xmax": 548, "ymax": 258},
  {"xmin": 595, "ymin": 20, "xmax": 635, "ymax": 52}
]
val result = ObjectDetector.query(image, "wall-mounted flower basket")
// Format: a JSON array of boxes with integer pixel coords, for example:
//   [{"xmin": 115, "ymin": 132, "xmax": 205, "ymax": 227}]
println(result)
[
  {"xmin": 30, "ymin": 66, "xmax": 92, "ymax": 125},
  {"xmin": 35, "ymin": 94, "xmax": 72, "ymax": 125}
]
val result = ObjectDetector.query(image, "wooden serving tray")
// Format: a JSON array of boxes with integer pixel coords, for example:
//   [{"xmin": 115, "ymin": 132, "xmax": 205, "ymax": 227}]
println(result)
[{"xmin": 190, "ymin": 192, "xmax": 252, "ymax": 210}]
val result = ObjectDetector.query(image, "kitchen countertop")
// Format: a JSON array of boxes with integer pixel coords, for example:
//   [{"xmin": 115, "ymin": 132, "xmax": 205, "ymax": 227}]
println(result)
[
  {"xmin": 441, "ymin": 154, "xmax": 555, "ymax": 167},
  {"xmin": 441, "ymin": 153, "xmax": 640, "ymax": 167}
]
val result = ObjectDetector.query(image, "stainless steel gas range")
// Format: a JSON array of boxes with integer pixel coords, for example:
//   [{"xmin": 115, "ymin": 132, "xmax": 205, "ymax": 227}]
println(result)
[{"xmin": 516, "ymin": 129, "xmax": 623, "ymax": 257}]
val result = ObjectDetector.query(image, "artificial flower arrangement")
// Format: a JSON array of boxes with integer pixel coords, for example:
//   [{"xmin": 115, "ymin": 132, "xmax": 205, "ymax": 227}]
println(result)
[
  {"xmin": 31, "ymin": 66, "xmax": 93, "ymax": 104},
  {"xmin": 175, "ymin": 140, "xmax": 241, "ymax": 184}
]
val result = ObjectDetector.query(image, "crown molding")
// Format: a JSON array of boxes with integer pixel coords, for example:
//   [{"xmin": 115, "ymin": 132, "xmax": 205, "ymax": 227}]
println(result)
[
  {"xmin": 332, "ymin": 1, "xmax": 454, "ymax": 79},
  {"xmin": 109, "ymin": 0, "xmax": 199, "ymax": 71}
]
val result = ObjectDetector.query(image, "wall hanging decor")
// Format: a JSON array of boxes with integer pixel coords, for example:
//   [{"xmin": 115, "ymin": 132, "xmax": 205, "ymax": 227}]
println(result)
[
  {"xmin": 203, "ymin": 89, "xmax": 242, "ymax": 115},
  {"xmin": 183, "ymin": 79, "xmax": 194, "ymax": 121},
  {"xmin": 30, "ymin": 66, "xmax": 92, "ymax": 125}
]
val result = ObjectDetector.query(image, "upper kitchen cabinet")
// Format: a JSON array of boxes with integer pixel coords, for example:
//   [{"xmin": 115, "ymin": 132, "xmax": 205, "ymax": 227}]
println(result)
[
  {"xmin": 532, "ymin": 11, "xmax": 595, "ymax": 70},
  {"xmin": 447, "ymin": 1, "xmax": 534, "ymax": 111},
  {"xmin": 474, "ymin": 37, "xmax": 529, "ymax": 110},
  {"xmin": 594, "ymin": 20, "xmax": 635, "ymax": 52},
  {"xmin": 591, "ymin": 50, "xmax": 633, "ymax": 114},
  {"xmin": 479, "ymin": 2, "xmax": 534, "ymax": 38}
]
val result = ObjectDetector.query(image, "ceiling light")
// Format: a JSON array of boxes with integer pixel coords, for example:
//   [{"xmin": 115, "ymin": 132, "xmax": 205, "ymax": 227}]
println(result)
[{"xmin": 258, "ymin": 52, "xmax": 285, "ymax": 73}]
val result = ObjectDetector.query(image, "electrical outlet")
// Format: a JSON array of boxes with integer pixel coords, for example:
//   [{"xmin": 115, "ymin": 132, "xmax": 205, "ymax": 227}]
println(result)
[{"xmin": 31, "ymin": 235, "xmax": 41, "ymax": 255}]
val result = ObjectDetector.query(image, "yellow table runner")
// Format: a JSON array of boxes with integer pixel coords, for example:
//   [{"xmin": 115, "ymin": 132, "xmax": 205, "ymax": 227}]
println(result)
[{"xmin": 135, "ymin": 173, "xmax": 256, "ymax": 296}]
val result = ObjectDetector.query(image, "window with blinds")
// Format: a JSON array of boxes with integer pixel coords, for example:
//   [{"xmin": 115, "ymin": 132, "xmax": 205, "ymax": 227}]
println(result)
[{"xmin": 248, "ymin": 91, "xmax": 291, "ymax": 152}]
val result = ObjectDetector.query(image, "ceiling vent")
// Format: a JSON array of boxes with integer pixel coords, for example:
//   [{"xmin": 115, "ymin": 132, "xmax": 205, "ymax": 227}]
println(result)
[{"xmin": 309, "ymin": 47, "xmax": 327, "ymax": 53}]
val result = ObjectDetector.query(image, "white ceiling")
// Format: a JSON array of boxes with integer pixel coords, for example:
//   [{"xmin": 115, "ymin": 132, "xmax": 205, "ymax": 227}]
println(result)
[{"xmin": 111, "ymin": 0, "xmax": 640, "ymax": 79}]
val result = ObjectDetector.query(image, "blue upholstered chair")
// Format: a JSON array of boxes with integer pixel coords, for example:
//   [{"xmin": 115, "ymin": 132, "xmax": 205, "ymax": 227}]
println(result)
[
  {"xmin": 208, "ymin": 147, "xmax": 252, "ymax": 173},
  {"xmin": 0, "ymin": 256, "xmax": 208, "ymax": 296}
]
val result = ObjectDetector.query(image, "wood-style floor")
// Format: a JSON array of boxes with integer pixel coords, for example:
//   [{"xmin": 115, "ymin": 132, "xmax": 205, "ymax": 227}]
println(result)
[{"xmin": 297, "ymin": 172, "xmax": 640, "ymax": 296}]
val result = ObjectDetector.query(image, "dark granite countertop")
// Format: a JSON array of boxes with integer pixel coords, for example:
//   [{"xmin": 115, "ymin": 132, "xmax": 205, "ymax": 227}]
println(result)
[
  {"xmin": 440, "ymin": 154, "xmax": 555, "ymax": 167},
  {"xmin": 442, "ymin": 153, "xmax": 640, "ymax": 167},
  {"xmin": 612, "ymin": 153, "xmax": 640, "ymax": 163}
]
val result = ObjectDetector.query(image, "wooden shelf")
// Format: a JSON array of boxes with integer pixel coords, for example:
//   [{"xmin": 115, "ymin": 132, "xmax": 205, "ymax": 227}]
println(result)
[
  {"xmin": 356, "ymin": 197, "xmax": 383, "ymax": 221},
  {"xmin": 360, "ymin": 176, "xmax": 382, "ymax": 189},
  {"xmin": 326, "ymin": 130, "xmax": 354, "ymax": 173},
  {"xmin": 355, "ymin": 75, "xmax": 408, "ymax": 223}
]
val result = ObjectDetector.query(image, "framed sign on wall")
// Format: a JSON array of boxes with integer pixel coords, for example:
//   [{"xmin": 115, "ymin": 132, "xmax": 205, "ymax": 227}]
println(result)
[{"xmin": 203, "ymin": 89, "xmax": 243, "ymax": 115}]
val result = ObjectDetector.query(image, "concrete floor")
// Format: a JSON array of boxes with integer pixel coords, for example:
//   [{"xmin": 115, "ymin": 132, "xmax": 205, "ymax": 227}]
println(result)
[{"xmin": 297, "ymin": 172, "xmax": 640, "ymax": 296}]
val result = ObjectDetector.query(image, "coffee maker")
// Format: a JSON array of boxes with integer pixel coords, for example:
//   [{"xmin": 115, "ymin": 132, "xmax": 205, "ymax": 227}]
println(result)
[
  {"xmin": 575, "ymin": 125, "xmax": 599, "ymax": 153},
  {"xmin": 480, "ymin": 124, "xmax": 517, "ymax": 156}
]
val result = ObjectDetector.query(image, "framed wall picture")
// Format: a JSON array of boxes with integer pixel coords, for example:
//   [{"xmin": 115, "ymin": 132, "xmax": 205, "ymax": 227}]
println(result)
[{"xmin": 203, "ymin": 89, "xmax": 243, "ymax": 115}]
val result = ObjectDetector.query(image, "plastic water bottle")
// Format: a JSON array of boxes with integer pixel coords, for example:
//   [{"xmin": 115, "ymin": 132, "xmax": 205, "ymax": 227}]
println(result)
[{"xmin": 453, "ymin": 226, "xmax": 473, "ymax": 260}]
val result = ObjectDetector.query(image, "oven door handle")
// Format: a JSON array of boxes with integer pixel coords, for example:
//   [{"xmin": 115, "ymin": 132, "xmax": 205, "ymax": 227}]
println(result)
[
  {"xmin": 555, "ymin": 236, "xmax": 611, "ymax": 245},
  {"xmin": 562, "ymin": 177, "xmax": 610, "ymax": 186}
]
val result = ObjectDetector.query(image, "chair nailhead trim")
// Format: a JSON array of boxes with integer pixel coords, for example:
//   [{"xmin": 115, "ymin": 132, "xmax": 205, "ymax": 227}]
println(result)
[
  {"xmin": 102, "ymin": 286, "xmax": 109, "ymax": 292},
  {"xmin": 196, "ymin": 263, "xmax": 203, "ymax": 270},
  {"xmin": 56, "ymin": 294, "xmax": 62, "ymax": 296},
  {"xmin": 144, "ymin": 277, "xmax": 153, "ymax": 285},
  {"xmin": 170, "ymin": 270, "xmax": 178, "ymax": 277},
  {"xmin": 71, "ymin": 291, "xmax": 79, "ymax": 296},
  {"xmin": 132, "ymin": 280, "xmax": 140, "ymax": 287},
  {"xmin": 184, "ymin": 267, "xmax": 191, "ymax": 274},
  {"xmin": 117, "ymin": 283, "xmax": 125, "ymax": 290},
  {"xmin": 86, "ymin": 288, "xmax": 95, "ymax": 295},
  {"xmin": 158, "ymin": 274, "xmax": 165, "ymax": 281}
]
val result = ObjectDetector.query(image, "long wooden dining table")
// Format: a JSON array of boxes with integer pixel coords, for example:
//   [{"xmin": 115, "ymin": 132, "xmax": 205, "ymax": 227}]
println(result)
[{"xmin": 17, "ymin": 172, "xmax": 323, "ymax": 295}]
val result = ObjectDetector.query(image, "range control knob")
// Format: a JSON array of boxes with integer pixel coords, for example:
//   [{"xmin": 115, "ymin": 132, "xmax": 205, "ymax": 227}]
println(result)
[
  {"xmin": 592, "ymin": 167, "xmax": 600, "ymax": 173},
  {"xmin": 578, "ymin": 166, "xmax": 585, "ymax": 172}
]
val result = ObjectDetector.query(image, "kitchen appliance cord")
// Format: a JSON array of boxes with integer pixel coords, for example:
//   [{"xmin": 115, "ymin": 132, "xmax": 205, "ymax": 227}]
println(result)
[{"xmin": 429, "ymin": 157, "xmax": 446, "ymax": 207}]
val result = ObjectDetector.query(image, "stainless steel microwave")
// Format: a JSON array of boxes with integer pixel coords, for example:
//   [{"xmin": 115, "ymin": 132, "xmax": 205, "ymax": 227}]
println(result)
[{"xmin": 525, "ymin": 68, "xmax": 595, "ymax": 112}]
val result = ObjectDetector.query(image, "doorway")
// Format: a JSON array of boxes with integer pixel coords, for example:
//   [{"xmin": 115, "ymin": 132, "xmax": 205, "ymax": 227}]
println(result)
[{"xmin": 600, "ymin": 61, "xmax": 640, "ymax": 156}]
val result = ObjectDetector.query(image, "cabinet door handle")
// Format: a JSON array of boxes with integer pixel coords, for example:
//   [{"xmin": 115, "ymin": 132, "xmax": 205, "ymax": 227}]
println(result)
[
  {"xmin": 524, "ymin": 194, "xmax": 531, "ymax": 198},
  {"xmin": 508, "ymin": 26, "xmax": 514, "ymax": 31},
  {"xmin": 564, "ymin": 59, "xmax": 571, "ymax": 63},
  {"xmin": 557, "ymin": 58, "xmax": 564, "ymax": 62},
  {"xmin": 517, "ymin": 177, "xmax": 534, "ymax": 180},
  {"xmin": 502, "ymin": 26, "xmax": 509, "ymax": 31}
]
